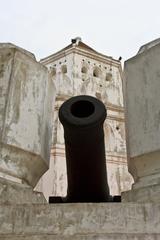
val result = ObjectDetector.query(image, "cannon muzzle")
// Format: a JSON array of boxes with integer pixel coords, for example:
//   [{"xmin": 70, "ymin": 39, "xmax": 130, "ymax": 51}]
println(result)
[{"xmin": 58, "ymin": 95, "xmax": 110, "ymax": 202}]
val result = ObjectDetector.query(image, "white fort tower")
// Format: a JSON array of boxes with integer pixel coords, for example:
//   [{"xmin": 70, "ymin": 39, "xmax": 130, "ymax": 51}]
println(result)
[{"xmin": 36, "ymin": 38, "xmax": 133, "ymax": 199}]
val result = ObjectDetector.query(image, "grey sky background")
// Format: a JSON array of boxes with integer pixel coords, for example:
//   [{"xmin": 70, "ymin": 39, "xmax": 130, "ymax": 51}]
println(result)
[{"xmin": 0, "ymin": 0, "xmax": 160, "ymax": 61}]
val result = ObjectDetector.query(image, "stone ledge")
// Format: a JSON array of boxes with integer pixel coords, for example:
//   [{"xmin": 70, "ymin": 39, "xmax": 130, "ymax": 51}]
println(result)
[
  {"xmin": 0, "ymin": 233, "xmax": 159, "ymax": 240},
  {"xmin": 0, "ymin": 203, "xmax": 160, "ymax": 236},
  {"xmin": 122, "ymin": 183, "xmax": 160, "ymax": 203}
]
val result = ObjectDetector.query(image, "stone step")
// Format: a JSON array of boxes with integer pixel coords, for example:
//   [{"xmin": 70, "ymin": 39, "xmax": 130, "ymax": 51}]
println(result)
[
  {"xmin": 0, "ymin": 202, "xmax": 160, "ymax": 239},
  {"xmin": 0, "ymin": 233, "xmax": 160, "ymax": 240}
]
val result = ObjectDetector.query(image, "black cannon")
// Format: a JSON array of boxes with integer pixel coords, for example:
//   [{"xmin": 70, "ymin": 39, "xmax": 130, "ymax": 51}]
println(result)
[{"xmin": 50, "ymin": 95, "xmax": 111, "ymax": 203}]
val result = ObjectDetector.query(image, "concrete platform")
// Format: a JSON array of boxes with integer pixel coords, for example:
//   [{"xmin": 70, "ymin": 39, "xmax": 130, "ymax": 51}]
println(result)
[{"xmin": 0, "ymin": 203, "xmax": 160, "ymax": 239}]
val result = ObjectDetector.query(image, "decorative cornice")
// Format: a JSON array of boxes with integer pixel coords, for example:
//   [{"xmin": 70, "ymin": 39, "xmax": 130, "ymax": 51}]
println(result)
[
  {"xmin": 106, "ymin": 159, "xmax": 127, "ymax": 165},
  {"xmin": 56, "ymin": 95, "xmax": 72, "ymax": 102},
  {"xmin": 54, "ymin": 96, "xmax": 124, "ymax": 111},
  {"xmin": 74, "ymin": 48, "xmax": 121, "ymax": 67},
  {"xmin": 107, "ymin": 115, "xmax": 125, "ymax": 122},
  {"xmin": 52, "ymin": 149, "xmax": 126, "ymax": 159},
  {"xmin": 40, "ymin": 46, "xmax": 121, "ymax": 69},
  {"xmin": 107, "ymin": 153, "xmax": 126, "ymax": 158},
  {"xmin": 54, "ymin": 105, "xmax": 125, "ymax": 122},
  {"xmin": 106, "ymin": 103, "xmax": 124, "ymax": 113},
  {"xmin": 51, "ymin": 151, "xmax": 127, "ymax": 165}
]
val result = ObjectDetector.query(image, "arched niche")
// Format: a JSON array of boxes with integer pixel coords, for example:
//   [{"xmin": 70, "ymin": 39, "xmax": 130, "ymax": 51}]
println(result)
[
  {"xmin": 93, "ymin": 67, "xmax": 101, "ymax": 78},
  {"xmin": 81, "ymin": 66, "xmax": 87, "ymax": 74},
  {"xmin": 61, "ymin": 65, "xmax": 67, "ymax": 74}
]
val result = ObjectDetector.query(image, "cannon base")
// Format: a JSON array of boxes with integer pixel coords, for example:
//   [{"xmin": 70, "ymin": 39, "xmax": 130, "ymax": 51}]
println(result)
[{"xmin": 49, "ymin": 195, "xmax": 121, "ymax": 203}]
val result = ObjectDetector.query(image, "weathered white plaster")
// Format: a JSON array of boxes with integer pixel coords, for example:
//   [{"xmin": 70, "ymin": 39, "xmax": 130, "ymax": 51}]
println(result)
[
  {"xmin": 0, "ymin": 43, "xmax": 55, "ymax": 189},
  {"xmin": 123, "ymin": 40, "xmax": 160, "ymax": 202},
  {"xmin": 37, "ymin": 39, "xmax": 133, "ymax": 200}
]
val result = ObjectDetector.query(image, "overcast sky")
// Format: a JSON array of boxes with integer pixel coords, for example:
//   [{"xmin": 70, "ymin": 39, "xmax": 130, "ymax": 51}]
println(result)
[{"xmin": 0, "ymin": 0, "xmax": 160, "ymax": 62}]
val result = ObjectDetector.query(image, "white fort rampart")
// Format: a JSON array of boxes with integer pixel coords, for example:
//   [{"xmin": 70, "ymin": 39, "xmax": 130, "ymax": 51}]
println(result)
[
  {"xmin": 122, "ymin": 38, "xmax": 160, "ymax": 203},
  {"xmin": 0, "ymin": 40, "xmax": 160, "ymax": 239},
  {"xmin": 0, "ymin": 43, "xmax": 55, "ymax": 203}
]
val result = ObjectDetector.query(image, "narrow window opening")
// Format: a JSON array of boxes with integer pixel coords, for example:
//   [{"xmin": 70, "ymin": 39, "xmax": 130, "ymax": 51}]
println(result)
[
  {"xmin": 106, "ymin": 73, "xmax": 112, "ymax": 81},
  {"xmin": 81, "ymin": 66, "xmax": 87, "ymax": 74},
  {"xmin": 116, "ymin": 126, "xmax": 120, "ymax": 130},
  {"xmin": 93, "ymin": 67, "xmax": 101, "ymax": 78},
  {"xmin": 50, "ymin": 67, "xmax": 56, "ymax": 77},
  {"xmin": 61, "ymin": 65, "xmax": 67, "ymax": 74}
]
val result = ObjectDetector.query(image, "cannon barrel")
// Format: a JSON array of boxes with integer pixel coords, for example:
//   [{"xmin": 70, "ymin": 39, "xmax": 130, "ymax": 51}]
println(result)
[{"xmin": 58, "ymin": 95, "xmax": 110, "ymax": 202}]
